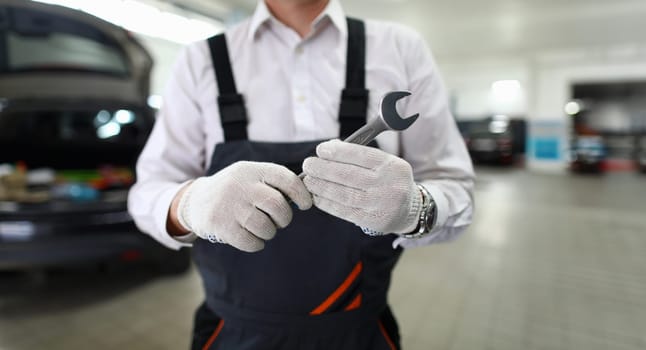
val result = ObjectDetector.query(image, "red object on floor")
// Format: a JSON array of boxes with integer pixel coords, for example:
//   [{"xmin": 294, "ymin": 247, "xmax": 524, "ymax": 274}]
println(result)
[{"xmin": 601, "ymin": 159, "xmax": 637, "ymax": 172}]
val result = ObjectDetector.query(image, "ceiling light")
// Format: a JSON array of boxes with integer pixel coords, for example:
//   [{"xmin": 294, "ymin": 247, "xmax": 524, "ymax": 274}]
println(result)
[
  {"xmin": 491, "ymin": 80, "xmax": 521, "ymax": 99},
  {"xmin": 564, "ymin": 101, "xmax": 581, "ymax": 115},
  {"xmin": 489, "ymin": 80, "xmax": 523, "ymax": 114},
  {"xmin": 30, "ymin": 0, "xmax": 224, "ymax": 44}
]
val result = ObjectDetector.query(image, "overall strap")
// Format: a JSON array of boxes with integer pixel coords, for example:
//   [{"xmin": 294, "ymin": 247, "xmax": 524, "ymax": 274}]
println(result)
[
  {"xmin": 339, "ymin": 17, "xmax": 369, "ymax": 139},
  {"xmin": 207, "ymin": 34, "xmax": 248, "ymax": 141},
  {"xmin": 208, "ymin": 18, "xmax": 368, "ymax": 142}
]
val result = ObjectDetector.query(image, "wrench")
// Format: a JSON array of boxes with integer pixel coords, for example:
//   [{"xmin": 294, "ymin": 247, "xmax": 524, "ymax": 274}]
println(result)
[
  {"xmin": 298, "ymin": 90, "xmax": 419, "ymax": 178},
  {"xmin": 343, "ymin": 90, "xmax": 419, "ymax": 146}
]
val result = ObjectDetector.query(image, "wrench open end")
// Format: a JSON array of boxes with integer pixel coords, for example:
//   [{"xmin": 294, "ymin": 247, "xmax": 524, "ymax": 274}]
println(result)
[{"xmin": 379, "ymin": 91, "xmax": 419, "ymax": 131}]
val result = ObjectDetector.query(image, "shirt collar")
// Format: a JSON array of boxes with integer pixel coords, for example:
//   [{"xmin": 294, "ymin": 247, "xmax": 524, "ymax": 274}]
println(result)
[
  {"xmin": 248, "ymin": 1, "xmax": 272, "ymax": 41},
  {"xmin": 248, "ymin": 0, "xmax": 347, "ymax": 41},
  {"xmin": 313, "ymin": 0, "xmax": 347, "ymax": 39}
]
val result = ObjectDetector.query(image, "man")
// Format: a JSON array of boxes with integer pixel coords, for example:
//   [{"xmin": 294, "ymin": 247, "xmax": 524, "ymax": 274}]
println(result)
[{"xmin": 128, "ymin": 0, "xmax": 474, "ymax": 348}]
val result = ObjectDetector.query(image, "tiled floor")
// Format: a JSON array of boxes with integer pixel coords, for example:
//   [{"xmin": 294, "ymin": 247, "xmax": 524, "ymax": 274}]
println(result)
[{"xmin": 1, "ymin": 168, "xmax": 646, "ymax": 349}]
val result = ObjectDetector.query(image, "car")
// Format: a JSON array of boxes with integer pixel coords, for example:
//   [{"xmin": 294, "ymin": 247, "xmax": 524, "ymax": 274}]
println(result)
[
  {"xmin": 0, "ymin": 0, "xmax": 190, "ymax": 273},
  {"xmin": 569, "ymin": 136, "xmax": 606, "ymax": 174},
  {"xmin": 466, "ymin": 130, "xmax": 514, "ymax": 165},
  {"xmin": 462, "ymin": 117, "xmax": 516, "ymax": 165}
]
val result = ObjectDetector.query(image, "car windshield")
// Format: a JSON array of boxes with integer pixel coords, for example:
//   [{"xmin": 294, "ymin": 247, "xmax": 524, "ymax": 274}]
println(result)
[
  {"xmin": 1, "ymin": 7, "xmax": 129, "ymax": 76},
  {"xmin": 0, "ymin": 107, "xmax": 151, "ymax": 169}
]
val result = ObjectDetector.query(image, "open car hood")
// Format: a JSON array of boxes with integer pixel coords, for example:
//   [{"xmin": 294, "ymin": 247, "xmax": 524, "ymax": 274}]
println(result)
[{"xmin": 0, "ymin": 0, "xmax": 153, "ymax": 104}]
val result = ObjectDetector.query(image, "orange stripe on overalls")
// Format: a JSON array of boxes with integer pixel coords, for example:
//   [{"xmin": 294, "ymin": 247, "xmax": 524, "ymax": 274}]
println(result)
[
  {"xmin": 378, "ymin": 320, "xmax": 397, "ymax": 350},
  {"xmin": 310, "ymin": 261, "xmax": 363, "ymax": 315},
  {"xmin": 202, "ymin": 319, "xmax": 224, "ymax": 350},
  {"xmin": 344, "ymin": 293, "xmax": 362, "ymax": 311}
]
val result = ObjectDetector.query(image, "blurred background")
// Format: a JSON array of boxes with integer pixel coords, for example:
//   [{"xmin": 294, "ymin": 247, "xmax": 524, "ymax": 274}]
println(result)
[{"xmin": 1, "ymin": 0, "xmax": 645, "ymax": 349}]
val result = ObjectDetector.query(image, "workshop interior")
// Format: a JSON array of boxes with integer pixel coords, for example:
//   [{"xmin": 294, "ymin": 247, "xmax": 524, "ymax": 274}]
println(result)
[{"xmin": 1, "ymin": 0, "xmax": 645, "ymax": 349}]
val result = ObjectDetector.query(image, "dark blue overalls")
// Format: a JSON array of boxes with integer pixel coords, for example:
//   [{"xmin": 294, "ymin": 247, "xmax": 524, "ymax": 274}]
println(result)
[{"xmin": 191, "ymin": 18, "xmax": 403, "ymax": 350}]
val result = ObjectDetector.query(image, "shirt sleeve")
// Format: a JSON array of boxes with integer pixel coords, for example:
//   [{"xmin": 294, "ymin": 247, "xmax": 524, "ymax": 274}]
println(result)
[
  {"xmin": 393, "ymin": 28, "xmax": 476, "ymax": 249},
  {"xmin": 127, "ymin": 45, "xmax": 207, "ymax": 250}
]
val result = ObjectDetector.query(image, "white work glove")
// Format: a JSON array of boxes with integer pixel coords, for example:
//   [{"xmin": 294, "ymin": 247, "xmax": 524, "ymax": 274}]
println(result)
[
  {"xmin": 177, "ymin": 161, "xmax": 313, "ymax": 252},
  {"xmin": 302, "ymin": 140, "xmax": 422, "ymax": 234}
]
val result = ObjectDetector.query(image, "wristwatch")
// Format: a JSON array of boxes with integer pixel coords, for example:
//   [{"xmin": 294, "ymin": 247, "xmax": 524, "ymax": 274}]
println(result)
[{"xmin": 401, "ymin": 184, "xmax": 437, "ymax": 239}]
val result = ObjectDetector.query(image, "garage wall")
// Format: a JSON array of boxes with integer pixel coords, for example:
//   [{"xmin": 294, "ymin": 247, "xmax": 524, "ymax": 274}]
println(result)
[{"xmin": 439, "ymin": 58, "xmax": 531, "ymax": 119}]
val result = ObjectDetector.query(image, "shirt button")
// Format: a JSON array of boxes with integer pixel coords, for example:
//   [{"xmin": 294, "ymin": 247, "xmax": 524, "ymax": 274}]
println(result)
[
  {"xmin": 297, "ymin": 95, "xmax": 307, "ymax": 103},
  {"xmin": 295, "ymin": 47, "xmax": 304, "ymax": 55}
]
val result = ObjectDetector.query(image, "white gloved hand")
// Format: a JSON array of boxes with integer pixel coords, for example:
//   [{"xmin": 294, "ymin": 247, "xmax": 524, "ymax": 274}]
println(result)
[
  {"xmin": 302, "ymin": 140, "xmax": 422, "ymax": 234},
  {"xmin": 177, "ymin": 161, "xmax": 312, "ymax": 252}
]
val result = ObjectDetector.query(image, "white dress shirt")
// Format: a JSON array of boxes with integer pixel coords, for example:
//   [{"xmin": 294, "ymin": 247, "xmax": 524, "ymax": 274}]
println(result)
[{"xmin": 127, "ymin": 0, "xmax": 475, "ymax": 250}]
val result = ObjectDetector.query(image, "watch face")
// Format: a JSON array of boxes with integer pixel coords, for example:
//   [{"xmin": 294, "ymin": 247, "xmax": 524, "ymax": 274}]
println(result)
[{"xmin": 425, "ymin": 201, "xmax": 438, "ymax": 231}]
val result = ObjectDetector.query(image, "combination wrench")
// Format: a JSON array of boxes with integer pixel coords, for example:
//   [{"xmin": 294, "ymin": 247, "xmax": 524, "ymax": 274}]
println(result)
[{"xmin": 298, "ymin": 90, "xmax": 419, "ymax": 178}]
